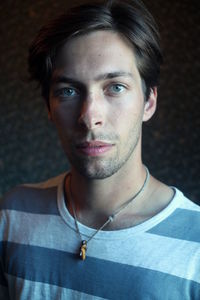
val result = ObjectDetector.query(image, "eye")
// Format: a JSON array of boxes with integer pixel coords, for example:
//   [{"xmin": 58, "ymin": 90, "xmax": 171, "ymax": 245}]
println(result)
[
  {"xmin": 54, "ymin": 87, "xmax": 78, "ymax": 98},
  {"xmin": 107, "ymin": 84, "xmax": 126, "ymax": 95}
]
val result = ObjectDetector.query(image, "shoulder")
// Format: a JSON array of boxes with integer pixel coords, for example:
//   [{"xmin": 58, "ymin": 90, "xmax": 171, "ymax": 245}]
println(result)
[
  {"xmin": 168, "ymin": 188, "xmax": 200, "ymax": 226},
  {"xmin": 174, "ymin": 188, "xmax": 200, "ymax": 212},
  {"xmin": 0, "ymin": 173, "xmax": 66, "ymax": 214},
  {"xmin": 174, "ymin": 189, "xmax": 200, "ymax": 233},
  {"xmin": 149, "ymin": 188, "xmax": 200, "ymax": 244}
]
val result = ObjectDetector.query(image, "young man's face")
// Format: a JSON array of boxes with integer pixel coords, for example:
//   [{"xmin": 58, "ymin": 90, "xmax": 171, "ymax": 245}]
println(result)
[{"xmin": 49, "ymin": 30, "xmax": 156, "ymax": 179}]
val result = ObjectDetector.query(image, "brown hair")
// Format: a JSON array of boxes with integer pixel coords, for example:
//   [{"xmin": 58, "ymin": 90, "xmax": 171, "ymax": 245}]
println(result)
[{"xmin": 28, "ymin": 0, "xmax": 163, "ymax": 107}]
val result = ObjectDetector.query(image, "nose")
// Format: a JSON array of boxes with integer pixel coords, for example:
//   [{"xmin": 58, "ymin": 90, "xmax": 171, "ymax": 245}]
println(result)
[{"xmin": 78, "ymin": 94, "xmax": 104, "ymax": 130}]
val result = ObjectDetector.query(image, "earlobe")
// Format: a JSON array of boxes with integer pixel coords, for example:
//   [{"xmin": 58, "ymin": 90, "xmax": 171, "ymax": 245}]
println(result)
[
  {"xmin": 143, "ymin": 87, "xmax": 157, "ymax": 122},
  {"xmin": 144, "ymin": 101, "xmax": 150, "ymax": 110},
  {"xmin": 46, "ymin": 99, "xmax": 54, "ymax": 122}
]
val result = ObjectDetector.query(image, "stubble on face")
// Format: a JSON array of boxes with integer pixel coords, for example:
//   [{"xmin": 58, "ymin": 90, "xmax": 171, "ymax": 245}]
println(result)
[
  {"xmin": 50, "ymin": 30, "xmax": 146, "ymax": 180},
  {"xmin": 61, "ymin": 113, "xmax": 143, "ymax": 180}
]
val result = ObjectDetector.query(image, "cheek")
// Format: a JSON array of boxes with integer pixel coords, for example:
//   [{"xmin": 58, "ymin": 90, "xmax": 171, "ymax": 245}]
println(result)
[
  {"xmin": 50, "ymin": 103, "xmax": 78, "ymax": 129},
  {"xmin": 108, "ymin": 99, "xmax": 143, "ymax": 128},
  {"xmin": 107, "ymin": 109, "xmax": 134, "ymax": 142}
]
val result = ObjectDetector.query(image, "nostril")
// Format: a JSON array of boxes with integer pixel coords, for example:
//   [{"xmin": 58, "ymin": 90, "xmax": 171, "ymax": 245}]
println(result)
[{"xmin": 95, "ymin": 121, "xmax": 102, "ymax": 126}]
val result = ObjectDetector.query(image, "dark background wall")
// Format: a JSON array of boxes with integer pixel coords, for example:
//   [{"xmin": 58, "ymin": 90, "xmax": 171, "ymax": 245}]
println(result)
[{"xmin": 0, "ymin": 0, "xmax": 199, "ymax": 204}]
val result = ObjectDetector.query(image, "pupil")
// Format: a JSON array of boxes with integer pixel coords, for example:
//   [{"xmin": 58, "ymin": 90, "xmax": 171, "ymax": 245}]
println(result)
[
  {"xmin": 115, "ymin": 85, "xmax": 120, "ymax": 91},
  {"xmin": 66, "ymin": 89, "xmax": 72, "ymax": 94}
]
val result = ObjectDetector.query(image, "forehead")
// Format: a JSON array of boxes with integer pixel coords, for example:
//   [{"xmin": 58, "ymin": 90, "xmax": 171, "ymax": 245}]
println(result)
[{"xmin": 54, "ymin": 30, "xmax": 140, "ymax": 81}]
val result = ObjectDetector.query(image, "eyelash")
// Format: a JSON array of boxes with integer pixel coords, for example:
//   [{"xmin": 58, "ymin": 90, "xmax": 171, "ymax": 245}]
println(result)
[
  {"xmin": 105, "ymin": 83, "xmax": 127, "ymax": 95},
  {"xmin": 53, "ymin": 83, "xmax": 127, "ymax": 99},
  {"xmin": 54, "ymin": 87, "xmax": 79, "ymax": 98}
]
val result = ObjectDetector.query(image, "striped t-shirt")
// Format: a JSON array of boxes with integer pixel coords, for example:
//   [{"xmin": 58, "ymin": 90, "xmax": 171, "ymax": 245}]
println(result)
[{"xmin": 0, "ymin": 173, "xmax": 200, "ymax": 299}]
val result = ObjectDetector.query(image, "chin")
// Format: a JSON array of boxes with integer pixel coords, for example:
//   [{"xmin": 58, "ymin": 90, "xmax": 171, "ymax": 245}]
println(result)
[
  {"xmin": 71, "ymin": 157, "xmax": 125, "ymax": 180},
  {"xmin": 77, "ymin": 169, "xmax": 116, "ymax": 180}
]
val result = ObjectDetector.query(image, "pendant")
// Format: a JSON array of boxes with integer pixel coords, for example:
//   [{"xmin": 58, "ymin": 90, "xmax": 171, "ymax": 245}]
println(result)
[{"xmin": 79, "ymin": 240, "xmax": 87, "ymax": 260}]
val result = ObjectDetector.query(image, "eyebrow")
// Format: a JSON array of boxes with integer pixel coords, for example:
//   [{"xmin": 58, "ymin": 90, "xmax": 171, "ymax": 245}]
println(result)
[
  {"xmin": 95, "ymin": 71, "xmax": 134, "ymax": 81},
  {"xmin": 51, "ymin": 71, "xmax": 134, "ymax": 86}
]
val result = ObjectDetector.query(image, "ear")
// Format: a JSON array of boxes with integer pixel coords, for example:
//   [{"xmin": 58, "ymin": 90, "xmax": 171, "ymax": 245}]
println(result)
[
  {"xmin": 46, "ymin": 98, "xmax": 53, "ymax": 122},
  {"xmin": 143, "ymin": 87, "xmax": 157, "ymax": 122},
  {"xmin": 47, "ymin": 109, "xmax": 53, "ymax": 121}
]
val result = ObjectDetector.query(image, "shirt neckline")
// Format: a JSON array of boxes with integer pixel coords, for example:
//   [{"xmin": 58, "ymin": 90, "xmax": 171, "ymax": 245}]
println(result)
[{"xmin": 57, "ymin": 173, "xmax": 183, "ymax": 240}]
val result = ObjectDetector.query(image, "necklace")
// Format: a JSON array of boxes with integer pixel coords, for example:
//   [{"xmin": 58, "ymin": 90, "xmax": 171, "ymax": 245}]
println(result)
[{"xmin": 68, "ymin": 166, "xmax": 150, "ymax": 260}]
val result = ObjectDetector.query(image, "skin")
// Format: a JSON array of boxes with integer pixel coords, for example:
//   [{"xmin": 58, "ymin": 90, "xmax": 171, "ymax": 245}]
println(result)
[{"xmin": 49, "ymin": 30, "xmax": 173, "ymax": 229}]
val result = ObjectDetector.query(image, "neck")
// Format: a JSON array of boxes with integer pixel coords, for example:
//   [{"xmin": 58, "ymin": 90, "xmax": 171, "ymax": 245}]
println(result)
[
  {"xmin": 65, "ymin": 160, "xmax": 149, "ymax": 221},
  {"xmin": 64, "ymin": 147, "xmax": 174, "ymax": 229}
]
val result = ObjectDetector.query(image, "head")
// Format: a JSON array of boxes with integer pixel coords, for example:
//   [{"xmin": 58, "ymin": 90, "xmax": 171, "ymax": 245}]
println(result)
[
  {"xmin": 28, "ymin": 0, "xmax": 162, "ymax": 179},
  {"xmin": 28, "ymin": 0, "xmax": 162, "ymax": 109}
]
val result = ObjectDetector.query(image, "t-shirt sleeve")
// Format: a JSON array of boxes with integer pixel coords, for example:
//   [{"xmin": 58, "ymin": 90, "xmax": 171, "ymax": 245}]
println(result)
[
  {"xmin": 0, "ymin": 262, "xmax": 9, "ymax": 300},
  {"xmin": 0, "ymin": 197, "xmax": 10, "ymax": 299}
]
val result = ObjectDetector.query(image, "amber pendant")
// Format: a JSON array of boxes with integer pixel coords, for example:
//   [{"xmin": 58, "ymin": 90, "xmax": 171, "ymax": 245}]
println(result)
[{"xmin": 80, "ymin": 240, "xmax": 87, "ymax": 260}]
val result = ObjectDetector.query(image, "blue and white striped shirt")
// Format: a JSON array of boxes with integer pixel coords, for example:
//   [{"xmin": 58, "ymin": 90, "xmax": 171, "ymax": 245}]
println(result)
[{"xmin": 0, "ymin": 174, "xmax": 200, "ymax": 299}]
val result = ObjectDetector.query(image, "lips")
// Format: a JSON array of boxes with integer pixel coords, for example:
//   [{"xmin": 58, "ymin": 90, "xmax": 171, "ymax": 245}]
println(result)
[{"xmin": 76, "ymin": 141, "xmax": 114, "ymax": 156}]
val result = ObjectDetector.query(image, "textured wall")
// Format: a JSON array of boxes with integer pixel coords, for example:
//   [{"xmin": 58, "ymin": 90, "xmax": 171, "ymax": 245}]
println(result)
[{"xmin": 0, "ymin": 0, "xmax": 199, "ymax": 204}]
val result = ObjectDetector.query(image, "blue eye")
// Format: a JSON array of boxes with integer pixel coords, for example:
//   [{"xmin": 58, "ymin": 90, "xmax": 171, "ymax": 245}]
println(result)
[
  {"xmin": 109, "ymin": 84, "xmax": 126, "ymax": 94},
  {"xmin": 54, "ymin": 87, "xmax": 78, "ymax": 98}
]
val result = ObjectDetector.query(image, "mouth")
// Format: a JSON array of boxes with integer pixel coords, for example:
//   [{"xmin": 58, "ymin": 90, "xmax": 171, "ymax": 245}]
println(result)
[{"xmin": 76, "ymin": 141, "xmax": 114, "ymax": 156}]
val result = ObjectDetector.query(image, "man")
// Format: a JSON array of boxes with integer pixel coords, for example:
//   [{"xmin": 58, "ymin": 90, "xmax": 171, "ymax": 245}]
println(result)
[{"xmin": 0, "ymin": 0, "xmax": 200, "ymax": 299}]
